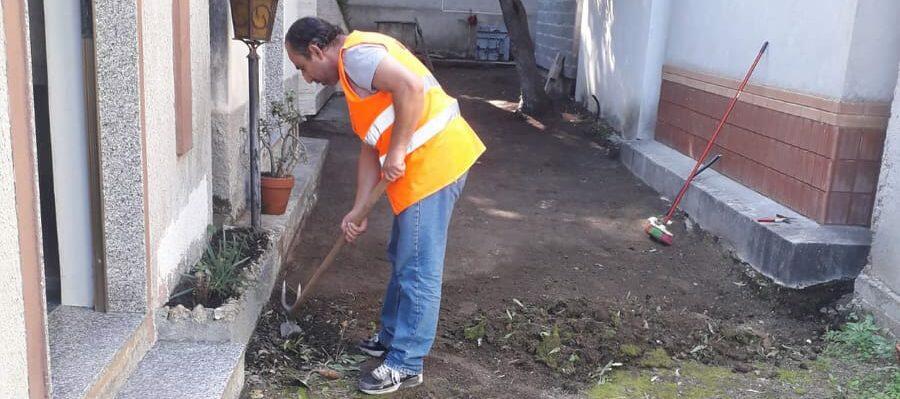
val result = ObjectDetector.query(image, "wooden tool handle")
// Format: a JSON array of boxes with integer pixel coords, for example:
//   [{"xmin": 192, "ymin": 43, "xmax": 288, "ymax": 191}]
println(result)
[{"xmin": 283, "ymin": 179, "xmax": 389, "ymax": 316}]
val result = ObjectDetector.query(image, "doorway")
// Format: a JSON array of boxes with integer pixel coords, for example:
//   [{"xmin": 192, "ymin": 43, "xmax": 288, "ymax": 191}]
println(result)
[{"xmin": 28, "ymin": 0, "xmax": 105, "ymax": 312}]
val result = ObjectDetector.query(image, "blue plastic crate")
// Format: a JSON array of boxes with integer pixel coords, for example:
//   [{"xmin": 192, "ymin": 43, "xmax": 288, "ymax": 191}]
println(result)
[{"xmin": 475, "ymin": 25, "xmax": 510, "ymax": 61}]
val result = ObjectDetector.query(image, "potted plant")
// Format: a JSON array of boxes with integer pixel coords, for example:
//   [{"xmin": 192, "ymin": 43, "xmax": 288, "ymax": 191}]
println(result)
[{"xmin": 258, "ymin": 91, "xmax": 307, "ymax": 215}]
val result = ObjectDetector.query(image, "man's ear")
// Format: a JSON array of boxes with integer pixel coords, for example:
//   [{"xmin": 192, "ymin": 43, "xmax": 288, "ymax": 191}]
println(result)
[{"xmin": 308, "ymin": 44, "xmax": 323, "ymax": 60}]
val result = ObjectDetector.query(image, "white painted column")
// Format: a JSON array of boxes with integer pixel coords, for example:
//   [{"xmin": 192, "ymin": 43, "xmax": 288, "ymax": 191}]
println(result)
[
  {"xmin": 855, "ymin": 62, "xmax": 900, "ymax": 334},
  {"xmin": 574, "ymin": 0, "xmax": 671, "ymax": 140},
  {"xmin": 44, "ymin": 1, "xmax": 94, "ymax": 307}
]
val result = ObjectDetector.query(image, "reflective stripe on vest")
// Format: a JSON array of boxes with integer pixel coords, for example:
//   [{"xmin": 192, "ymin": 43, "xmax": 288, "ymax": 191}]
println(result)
[
  {"xmin": 363, "ymin": 75, "xmax": 443, "ymax": 146},
  {"xmin": 378, "ymin": 100, "xmax": 460, "ymax": 165}
]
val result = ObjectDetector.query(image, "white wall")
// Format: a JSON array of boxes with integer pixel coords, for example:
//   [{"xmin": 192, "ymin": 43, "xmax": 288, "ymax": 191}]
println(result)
[
  {"xmin": 343, "ymin": 0, "xmax": 539, "ymax": 58},
  {"xmin": 665, "ymin": 0, "xmax": 900, "ymax": 102},
  {"xmin": 576, "ymin": 0, "xmax": 900, "ymax": 140},
  {"xmin": 142, "ymin": 0, "xmax": 213, "ymax": 307},
  {"xmin": 842, "ymin": 0, "xmax": 900, "ymax": 101},
  {"xmin": 0, "ymin": 4, "xmax": 31, "ymax": 396},
  {"xmin": 575, "ymin": 0, "xmax": 670, "ymax": 140}
]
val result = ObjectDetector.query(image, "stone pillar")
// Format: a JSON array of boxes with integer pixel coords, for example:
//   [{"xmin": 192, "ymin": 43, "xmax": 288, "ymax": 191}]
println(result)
[
  {"xmin": 93, "ymin": 0, "xmax": 148, "ymax": 312},
  {"xmin": 210, "ymin": 0, "xmax": 250, "ymax": 222},
  {"xmin": 263, "ymin": 0, "xmax": 285, "ymax": 118},
  {"xmin": 855, "ymin": 62, "xmax": 900, "ymax": 335}
]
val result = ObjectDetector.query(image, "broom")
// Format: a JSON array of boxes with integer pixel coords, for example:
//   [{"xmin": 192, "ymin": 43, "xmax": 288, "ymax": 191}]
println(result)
[{"xmin": 645, "ymin": 41, "xmax": 769, "ymax": 245}]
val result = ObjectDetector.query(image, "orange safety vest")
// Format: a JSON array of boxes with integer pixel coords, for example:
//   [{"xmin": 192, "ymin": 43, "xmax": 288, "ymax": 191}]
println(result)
[{"xmin": 337, "ymin": 31, "xmax": 486, "ymax": 214}]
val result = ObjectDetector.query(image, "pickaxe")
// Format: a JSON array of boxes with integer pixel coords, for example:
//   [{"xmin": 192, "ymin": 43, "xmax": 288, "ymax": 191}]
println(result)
[{"xmin": 282, "ymin": 179, "xmax": 389, "ymax": 317}]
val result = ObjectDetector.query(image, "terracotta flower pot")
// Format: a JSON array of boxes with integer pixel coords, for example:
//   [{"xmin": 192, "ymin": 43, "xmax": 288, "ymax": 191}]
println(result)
[{"xmin": 260, "ymin": 174, "xmax": 294, "ymax": 215}]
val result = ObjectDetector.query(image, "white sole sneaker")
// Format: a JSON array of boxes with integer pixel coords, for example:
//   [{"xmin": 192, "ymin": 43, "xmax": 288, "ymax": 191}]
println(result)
[{"xmin": 360, "ymin": 374, "xmax": 423, "ymax": 395}]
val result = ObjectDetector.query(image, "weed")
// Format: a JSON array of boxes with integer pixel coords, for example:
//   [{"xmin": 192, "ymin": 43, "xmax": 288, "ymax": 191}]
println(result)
[
  {"xmin": 464, "ymin": 317, "xmax": 487, "ymax": 345},
  {"xmin": 535, "ymin": 325, "xmax": 563, "ymax": 368},
  {"xmin": 839, "ymin": 370, "xmax": 900, "ymax": 399},
  {"xmin": 319, "ymin": 320, "xmax": 367, "ymax": 372},
  {"xmin": 588, "ymin": 360, "xmax": 623, "ymax": 385},
  {"xmin": 824, "ymin": 314, "xmax": 895, "ymax": 361}
]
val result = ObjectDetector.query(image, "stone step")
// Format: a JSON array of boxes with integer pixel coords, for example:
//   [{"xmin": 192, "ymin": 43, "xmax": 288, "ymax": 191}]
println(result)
[
  {"xmin": 116, "ymin": 341, "xmax": 245, "ymax": 399},
  {"xmin": 621, "ymin": 139, "xmax": 871, "ymax": 288},
  {"xmin": 49, "ymin": 306, "xmax": 153, "ymax": 399}
]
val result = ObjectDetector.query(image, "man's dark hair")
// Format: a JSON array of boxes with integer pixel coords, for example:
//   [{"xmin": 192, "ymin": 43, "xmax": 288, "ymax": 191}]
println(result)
[{"xmin": 285, "ymin": 17, "xmax": 343, "ymax": 56}]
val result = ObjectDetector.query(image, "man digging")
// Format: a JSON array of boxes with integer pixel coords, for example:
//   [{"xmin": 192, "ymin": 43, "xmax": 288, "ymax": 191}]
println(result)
[{"xmin": 285, "ymin": 17, "xmax": 486, "ymax": 395}]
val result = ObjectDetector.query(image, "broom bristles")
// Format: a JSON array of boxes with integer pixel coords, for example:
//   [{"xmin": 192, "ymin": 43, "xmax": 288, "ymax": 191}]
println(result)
[{"xmin": 645, "ymin": 218, "xmax": 674, "ymax": 245}]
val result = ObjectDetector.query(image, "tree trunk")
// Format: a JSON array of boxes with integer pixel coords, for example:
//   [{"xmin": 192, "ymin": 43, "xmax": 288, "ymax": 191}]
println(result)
[{"xmin": 499, "ymin": 0, "xmax": 552, "ymax": 116}]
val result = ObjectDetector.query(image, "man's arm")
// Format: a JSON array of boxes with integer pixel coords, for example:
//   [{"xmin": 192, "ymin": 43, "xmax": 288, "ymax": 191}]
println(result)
[
  {"xmin": 342, "ymin": 143, "xmax": 380, "ymax": 242},
  {"xmin": 355, "ymin": 143, "xmax": 381, "ymax": 208},
  {"xmin": 371, "ymin": 56, "xmax": 424, "ymax": 181}
]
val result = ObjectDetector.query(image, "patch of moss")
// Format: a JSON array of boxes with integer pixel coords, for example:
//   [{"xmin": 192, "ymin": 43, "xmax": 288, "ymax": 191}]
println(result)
[
  {"xmin": 589, "ymin": 369, "xmax": 678, "ymax": 399},
  {"xmin": 810, "ymin": 357, "xmax": 832, "ymax": 373},
  {"xmin": 589, "ymin": 362, "xmax": 735, "ymax": 399},
  {"xmin": 600, "ymin": 327, "xmax": 618, "ymax": 340},
  {"xmin": 639, "ymin": 348, "xmax": 674, "ymax": 369},
  {"xmin": 678, "ymin": 363, "xmax": 733, "ymax": 399},
  {"xmin": 619, "ymin": 344, "xmax": 643, "ymax": 358},
  {"xmin": 776, "ymin": 368, "xmax": 811, "ymax": 385}
]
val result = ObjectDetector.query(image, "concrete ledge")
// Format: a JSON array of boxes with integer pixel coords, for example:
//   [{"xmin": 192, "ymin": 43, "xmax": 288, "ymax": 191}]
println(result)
[
  {"xmin": 156, "ymin": 137, "xmax": 327, "ymax": 344},
  {"xmin": 855, "ymin": 270, "xmax": 900, "ymax": 336},
  {"xmin": 49, "ymin": 307, "xmax": 153, "ymax": 399},
  {"xmin": 116, "ymin": 341, "xmax": 244, "ymax": 399},
  {"xmin": 304, "ymin": 93, "xmax": 351, "ymax": 133},
  {"xmin": 621, "ymin": 139, "xmax": 871, "ymax": 288}
]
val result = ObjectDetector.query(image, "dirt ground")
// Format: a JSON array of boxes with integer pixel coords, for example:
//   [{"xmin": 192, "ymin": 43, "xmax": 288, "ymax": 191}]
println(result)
[{"xmin": 241, "ymin": 66, "xmax": 887, "ymax": 399}]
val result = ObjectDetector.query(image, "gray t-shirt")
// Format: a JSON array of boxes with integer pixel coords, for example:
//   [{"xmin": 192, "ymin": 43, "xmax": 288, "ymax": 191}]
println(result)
[{"xmin": 342, "ymin": 44, "xmax": 388, "ymax": 98}]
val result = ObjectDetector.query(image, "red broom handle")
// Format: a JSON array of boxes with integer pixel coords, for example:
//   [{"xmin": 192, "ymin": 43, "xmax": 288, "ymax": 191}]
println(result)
[{"xmin": 663, "ymin": 41, "xmax": 768, "ymax": 223}]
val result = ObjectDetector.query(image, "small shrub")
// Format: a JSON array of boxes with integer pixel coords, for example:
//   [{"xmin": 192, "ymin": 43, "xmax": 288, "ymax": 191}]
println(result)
[
  {"xmin": 192, "ymin": 229, "xmax": 250, "ymax": 304},
  {"xmin": 258, "ymin": 91, "xmax": 307, "ymax": 178},
  {"xmin": 168, "ymin": 227, "xmax": 267, "ymax": 308}
]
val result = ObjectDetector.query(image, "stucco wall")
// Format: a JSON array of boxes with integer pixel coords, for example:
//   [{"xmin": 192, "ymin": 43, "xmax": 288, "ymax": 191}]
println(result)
[
  {"xmin": 665, "ymin": 0, "xmax": 900, "ymax": 102},
  {"xmin": 343, "ymin": 0, "xmax": 539, "ymax": 59},
  {"xmin": 0, "ymin": 4, "xmax": 31, "ymax": 395},
  {"xmin": 141, "ymin": 0, "xmax": 213, "ymax": 307},
  {"xmin": 575, "ymin": 0, "xmax": 670, "ymax": 139},
  {"xmin": 868, "ymin": 66, "xmax": 900, "ymax": 293}
]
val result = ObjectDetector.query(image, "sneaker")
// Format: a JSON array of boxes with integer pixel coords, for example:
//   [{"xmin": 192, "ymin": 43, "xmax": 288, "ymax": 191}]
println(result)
[
  {"xmin": 358, "ymin": 363, "xmax": 423, "ymax": 395},
  {"xmin": 358, "ymin": 334, "xmax": 388, "ymax": 357}
]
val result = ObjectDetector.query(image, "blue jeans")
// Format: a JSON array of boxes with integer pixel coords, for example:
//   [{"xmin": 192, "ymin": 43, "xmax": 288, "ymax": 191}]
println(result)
[{"xmin": 377, "ymin": 174, "xmax": 467, "ymax": 375}]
